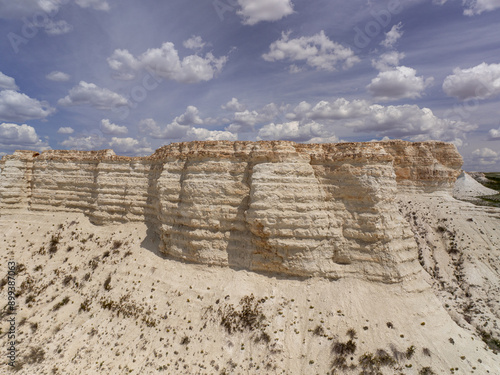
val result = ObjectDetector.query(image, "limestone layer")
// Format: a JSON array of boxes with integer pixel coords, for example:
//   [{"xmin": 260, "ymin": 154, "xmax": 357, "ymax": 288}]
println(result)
[{"xmin": 0, "ymin": 140, "xmax": 462, "ymax": 282}]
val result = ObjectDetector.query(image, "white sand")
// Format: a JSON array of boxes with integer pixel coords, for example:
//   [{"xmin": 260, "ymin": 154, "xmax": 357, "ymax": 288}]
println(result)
[
  {"xmin": 1, "ymin": 193, "xmax": 499, "ymax": 374},
  {"xmin": 453, "ymin": 171, "xmax": 497, "ymax": 200}
]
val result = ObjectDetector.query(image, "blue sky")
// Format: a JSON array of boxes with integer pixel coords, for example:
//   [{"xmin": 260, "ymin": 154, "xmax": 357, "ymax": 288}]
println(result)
[{"xmin": 0, "ymin": 0, "xmax": 499, "ymax": 170}]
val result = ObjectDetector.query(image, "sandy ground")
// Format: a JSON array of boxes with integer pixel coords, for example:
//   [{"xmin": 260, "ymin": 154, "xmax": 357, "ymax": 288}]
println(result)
[
  {"xmin": 453, "ymin": 172, "xmax": 498, "ymax": 201},
  {"xmin": 0, "ymin": 191, "xmax": 499, "ymax": 374}
]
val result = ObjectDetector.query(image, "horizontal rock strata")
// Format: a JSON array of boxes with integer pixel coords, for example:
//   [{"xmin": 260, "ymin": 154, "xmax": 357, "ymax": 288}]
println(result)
[{"xmin": 0, "ymin": 140, "xmax": 462, "ymax": 282}]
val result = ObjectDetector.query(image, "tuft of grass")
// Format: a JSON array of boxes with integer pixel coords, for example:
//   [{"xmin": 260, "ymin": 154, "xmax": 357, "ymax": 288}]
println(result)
[
  {"xmin": 79, "ymin": 299, "xmax": 91, "ymax": 313},
  {"xmin": 419, "ymin": 367, "xmax": 437, "ymax": 375},
  {"xmin": 406, "ymin": 345, "xmax": 416, "ymax": 359},
  {"xmin": 53, "ymin": 296, "xmax": 70, "ymax": 311},
  {"xmin": 104, "ymin": 274, "xmax": 112, "ymax": 291},
  {"xmin": 112, "ymin": 240, "xmax": 123, "ymax": 250},
  {"xmin": 49, "ymin": 235, "xmax": 60, "ymax": 254}
]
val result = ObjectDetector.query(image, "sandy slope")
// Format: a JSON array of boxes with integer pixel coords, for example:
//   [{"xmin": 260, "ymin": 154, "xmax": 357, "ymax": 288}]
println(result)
[
  {"xmin": 453, "ymin": 172, "xmax": 498, "ymax": 201},
  {"xmin": 0, "ymin": 193, "xmax": 499, "ymax": 374}
]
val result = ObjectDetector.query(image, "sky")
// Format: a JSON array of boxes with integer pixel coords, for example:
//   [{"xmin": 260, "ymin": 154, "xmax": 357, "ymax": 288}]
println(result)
[{"xmin": 0, "ymin": 0, "xmax": 499, "ymax": 171}]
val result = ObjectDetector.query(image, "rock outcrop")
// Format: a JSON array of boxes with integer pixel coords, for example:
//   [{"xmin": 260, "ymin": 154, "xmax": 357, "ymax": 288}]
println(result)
[{"xmin": 0, "ymin": 140, "xmax": 462, "ymax": 282}]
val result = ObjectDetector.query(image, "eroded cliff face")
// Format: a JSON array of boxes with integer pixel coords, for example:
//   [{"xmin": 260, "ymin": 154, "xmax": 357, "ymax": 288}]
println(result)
[{"xmin": 0, "ymin": 140, "xmax": 462, "ymax": 282}]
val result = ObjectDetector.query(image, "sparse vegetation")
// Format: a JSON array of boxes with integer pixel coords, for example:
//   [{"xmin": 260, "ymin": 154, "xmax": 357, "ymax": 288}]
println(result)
[
  {"xmin": 104, "ymin": 274, "xmax": 112, "ymax": 291},
  {"xmin": 112, "ymin": 240, "xmax": 123, "ymax": 250},
  {"xmin": 419, "ymin": 367, "xmax": 437, "ymax": 375},
  {"xmin": 53, "ymin": 296, "xmax": 70, "ymax": 311},
  {"xmin": 49, "ymin": 234, "xmax": 60, "ymax": 254}
]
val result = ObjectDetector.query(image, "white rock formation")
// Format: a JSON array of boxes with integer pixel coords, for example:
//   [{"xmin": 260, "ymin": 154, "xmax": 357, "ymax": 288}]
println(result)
[{"xmin": 0, "ymin": 140, "xmax": 462, "ymax": 282}]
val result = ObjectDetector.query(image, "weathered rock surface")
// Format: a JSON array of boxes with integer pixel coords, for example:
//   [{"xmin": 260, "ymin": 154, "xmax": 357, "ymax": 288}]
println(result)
[{"xmin": 0, "ymin": 140, "xmax": 462, "ymax": 282}]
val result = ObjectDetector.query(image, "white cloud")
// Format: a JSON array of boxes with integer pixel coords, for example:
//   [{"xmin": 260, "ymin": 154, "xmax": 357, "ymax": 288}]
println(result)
[
  {"xmin": 488, "ymin": 127, "xmax": 500, "ymax": 140},
  {"xmin": 108, "ymin": 137, "xmax": 153, "ymax": 155},
  {"xmin": 185, "ymin": 127, "xmax": 237, "ymax": 141},
  {"xmin": 371, "ymin": 51, "xmax": 405, "ymax": 71},
  {"xmin": 288, "ymin": 64, "xmax": 303, "ymax": 74},
  {"xmin": 58, "ymin": 81, "xmax": 128, "ymax": 110},
  {"xmin": 380, "ymin": 22, "xmax": 403, "ymax": 48},
  {"xmin": 281, "ymin": 98, "xmax": 476, "ymax": 144},
  {"xmin": 472, "ymin": 147, "xmax": 499, "ymax": 165},
  {"xmin": 0, "ymin": 0, "xmax": 62, "ymax": 19},
  {"xmin": 75, "ymin": 0, "xmax": 110, "ymax": 11},
  {"xmin": 46, "ymin": 71, "xmax": 70, "ymax": 82},
  {"xmin": 236, "ymin": 0, "xmax": 294, "ymax": 25},
  {"xmin": 175, "ymin": 106, "xmax": 203, "ymax": 126},
  {"xmin": 434, "ymin": 0, "xmax": 500, "ymax": 15},
  {"xmin": 257, "ymin": 120, "xmax": 328, "ymax": 142},
  {"xmin": 100, "ymin": 119, "xmax": 128, "ymax": 135},
  {"xmin": 367, "ymin": 66, "xmax": 434, "ymax": 101},
  {"xmin": 442, "ymin": 62, "xmax": 500, "ymax": 100},
  {"xmin": 0, "ymin": 122, "xmax": 50, "ymax": 151},
  {"xmin": 221, "ymin": 97, "xmax": 246, "ymax": 112},
  {"xmin": 226, "ymin": 103, "xmax": 281, "ymax": 133},
  {"xmin": 107, "ymin": 42, "xmax": 227, "ymax": 83},
  {"xmin": 0, "ymin": 72, "xmax": 19, "ymax": 90},
  {"xmin": 183, "ymin": 36, "xmax": 206, "ymax": 50},
  {"xmin": 262, "ymin": 31, "xmax": 360, "ymax": 72},
  {"xmin": 302, "ymin": 98, "xmax": 369, "ymax": 120},
  {"xmin": 138, "ymin": 118, "xmax": 189, "ymax": 139},
  {"xmin": 60, "ymin": 134, "xmax": 107, "ymax": 150},
  {"xmin": 138, "ymin": 118, "xmax": 164, "ymax": 138},
  {"xmin": 347, "ymin": 104, "xmax": 475, "ymax": 143},
  {"xmin": 57, "ymin": 126, "xmax": 74, "ymax": 134},
  {"xmin": 43, "ymin": 19, "xmax": 73, "ymax": 35},
  {"xmin": 0, "ymin": 0, "xmax": 108, "ymax": 19},
  {"xmin": 463, "ymin": 0, "xmax": 500, "ymax": 15},
  {"xmin": 0, "ymin": 90, "xmax": 55, "ymax": 122}
]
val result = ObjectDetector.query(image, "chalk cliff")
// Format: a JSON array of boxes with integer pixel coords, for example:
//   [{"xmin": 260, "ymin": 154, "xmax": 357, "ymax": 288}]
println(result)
[{"xmin": 0, "ymin": 140, "xmax": 462, "ymax": 282}]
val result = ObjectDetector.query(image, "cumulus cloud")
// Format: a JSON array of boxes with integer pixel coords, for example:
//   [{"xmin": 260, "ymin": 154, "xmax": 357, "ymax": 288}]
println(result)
[
  {"xmin": 296, "ymin": 98, "xmax": 369, "ymax": 120},
  {"xmin": 236, "ymin": 0, "xmax": 294, "ymax": 25},
  {"xmin": 347, "ymin": 104, "xmax": 475, "ymax": 143},
  {"xmin": 380, "ymin": 22, "xmax": 403, "ymax": 48},
  {"xmin": 60, "ymin": 134, "xmax": 107, "ymax": 150},
  {"xmin": 225, "ymin": 103, "xmax": 281, "ymax": 133},
  {"xmin": 46, "ymin": 71, "xmax": 70, "ymax": 82},
  {"xmin": 108, "ymin": 137, "xmax": 152, "ymax": 155},
  {"xmin": 367, "ymin": 66, "xmax": 434, "ymax": 101},
  {"xmin": 107, "ymin": 42, "xmax": 227, "ymax": 83},
  {"xmin": 185, "ymin": 128, "xmax": 237, "ymax": 141},
  {"xmin": 281, "ymin": 98, "xmax": 476, "ymax": 144},
  {"xmin": 221, "ymin": 98, "xmax": 246, "ymax": 112},
  {"xmin": 0, "ymin": 72, "xmax": 19, "ymax": 91},
  {"xmin": 57, "ymin": 127, "xmax": 74, "ymax": 134},
  {"xmin": 257, "ymin": 120, "xmax": 330, "ymax": 142},
  {"xmin": 472, "ymin": 147, "xmax": 499, "ymax": 165},
  {"xmin": 100, "ymin": 119, "xmax": 128, "ymax": 135},
  {"xmin": 371, "ymin": 51, "xmax": 405, "ymax": 72},
  {"xmin": 0, "ymin": 122, "xmax": 50, "ymax": 151},
  {"xmin": 58, "ymin": 81, "xmax": 128, "ymax": 110},
  {"xmin": 183, "ymin": 36, "xmax": 206, "ymax": 50},
  {"xmin": 44, "ymin": 19, "xmax": 73, "ymax": 35},
  {"xmin": 262, "ymin": 31, "xmax": 360, "ymax": 72},
  {"xmin": 0, "ymin": 90, "xmax": 55, "ymax": 122},
  {"xmin": 175, "ymin": 106, "xmax": 203, "ymax": 126},
  {"xmin": 138, "ymin": 119, "xmax": 187, "ymax": 139},
  {"xmin": 442, "ymin": 62, "xmax": 500, "ymax": 100},
  {"xmin": 488, "ymin": 127, "xmax": 500, "ymax": 140}
]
